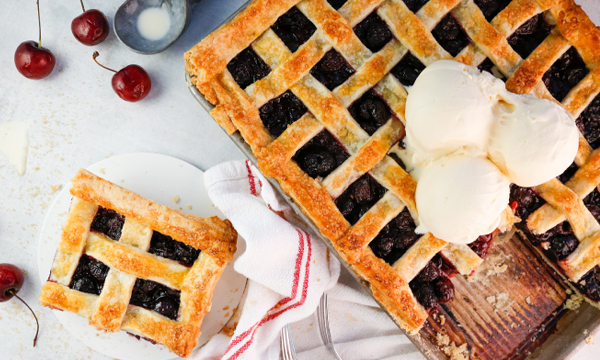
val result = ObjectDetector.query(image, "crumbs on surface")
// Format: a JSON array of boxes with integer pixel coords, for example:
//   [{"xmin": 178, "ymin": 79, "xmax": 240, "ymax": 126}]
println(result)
[
  {"xmin": 172, "ymin": 195, "xmax": 180, "ymax": 204},
  {"xmin": 187, "ymin": 205, "xmax": 192, "ymax": 210},
  {"xmin": 486, "ymin": 292, "xmax": 513, "ymax": 312},
  {"xmin": 222, "ymin": 326, "xmax": 235, "ymax": 337},
  {"xmin": 50, "ymin": 184, "xmax": 62, "ymax": 194},
  {"xmin": 564, "ymin": 291, "xmax": 584, "ymax": 310},
  {"xmin": 436, "ymin": 333, "xmax": 469, "ymax": 360},
  {"xmin": 586, "ymin": 335, "xmax": 595, "ymax": 345},
  {"xmin": 468, "ymin": 248, "xmax": 510, "ymax": 285},
  {"xmin": 525, "ymin": 296, "xmax": 531, "ymax": 305}
]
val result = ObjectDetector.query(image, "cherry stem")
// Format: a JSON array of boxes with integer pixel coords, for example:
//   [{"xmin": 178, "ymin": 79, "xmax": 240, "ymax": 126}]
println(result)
[
  {"xmin": 92, "ymin": 52, "xmax": 117, "ymax": 73},
  {"xmin": 36, "ymin": 0, "xmax": 42, "ymax": 49},
  {"xmin": 80, "ymin": 0, "xmax": 85, "ymax": 12},
  {"xmin": 8, "ymin": 290, "xmax": 39, "ymax": 347}
]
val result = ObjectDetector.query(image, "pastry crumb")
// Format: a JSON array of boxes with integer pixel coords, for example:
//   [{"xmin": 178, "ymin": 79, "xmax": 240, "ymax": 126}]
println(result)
[
  {"xmin": 487, "ymin": 292, "xmax": 513, "ymax": 312},
  {"xmin": 187, "ymin": 205, "xmax": 192, "ymax": 210},
  {"xmin": 586, "ymin": 335, "xmax": 594, "ymax": 345},
  {"xmin": 222, "ymin": 326, "xmax": 235, "ymax": 337},
  {"xmin": 436, "ymin": 333, "xmax": 470, "ymax": 360},
  {"xmin": 564, "ymin": 292, "xmax": 584, "ymax": 310},
  {"xmin": 119, "ymin": 179, "xmax": 124, "ymax": 183},
  {"xmin": 99, "ymin": 168, "xmax": 105, "ymax": 174},
  {"xmin": 50, "ymin": 184, "xmax": 62, "ymax": 194},
  {"xmin": 468, "ymin": 248, "xmax": 511, "ymax": 284},
  {"xmin": 526, "ymin": 296, "xmax": 531, "ymax": 305},
  {"xmin": 440, "ymin": 314, "xmax": 446, "ymax": 326},
  {"xmin": 172, "ymin": 195, "xmax": 180, "ymax": 204}
]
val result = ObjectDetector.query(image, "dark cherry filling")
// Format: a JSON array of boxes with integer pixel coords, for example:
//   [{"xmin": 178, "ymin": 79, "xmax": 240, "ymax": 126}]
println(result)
[
  {"xmin": 584, "ymin": 189, "xmax": 600, "ymax": 222},
  {"xmin": 369, "ymin": 208, "xmax": 421, "ymax": 264},
  {"xmin": 402, "ymin": 0, "xmax": 430, "ymax": 13},
  {"xmin": 558, "ymin": 162, "xmax": 578, "ymax": 184},
  {"xmin": 90, "ymin": 207, "xmax": 125, "ymax": 241},
  {"xmin": 410, "ymin": 255, "xmax": 456, "ymax": 312},
  {"xmin": 335, "ymin": 174, "xmax": 387, "ymax": 225},
  {"xmin": 326, "ymin": 0, "xmax": 347, "ymax": 10},
  {"xmin": 578, "ymin": 267, "xmax": 600, "ymax": 301},
  {"xmin": 507, "ymin": 14, "xmax": 554, "ymax": 60},
  {"xmin": 69, "ymin": 255, "xmax": 110, "ymax": 295},
  {"xmin": 543, "ymin": 47, "xmax": 589, "ymax": 102},
  {"xmin": 391, "ymin": 52, "xmax": 426, "ymax": 86},
  {"xmin": 546, "ymin": 232, "xmax": 579, "ymax": 262},
  {"xmin": 474, "ymin": 0, "xmax": 512, "ymax": 22},
  {"xmin": 148, "ymin": 232, "xmax": 201, "ymax": 267},
  {"xmin": 509, "ymin": 184, "xmax": 546, "ymax": 221},
  {"xmin": 259, "ymin": 90, "xmax": 308, "ymax": 137},
  {"xmin": 227, "ymin": 47, "xmax": 271, "ymax": 89},
  {"xmin": 576, "ymin": 94, "xmax": 600, "ymax": 149},
  {"xmin": 348, "ymin": 89, "xmax": 392, "ymax": 135},
  {"xmin": 478, "ymin": 58, "xmax": 506, "ymax": 81},
  {"xmin": 271, "ymin": 7, "xmax": 316, "ymax": 52},
  {"xmin": 130, "ymin": 279, "xmax": 181, "ymax": 320},
  {"xmin": 354, "ymin": 12, "xmax": 394, "ymax": 53},
  {"xmin": 469, "ymin": 232, "xmax": 495, "ymax": 259},
  {"xmin": 292, "ymin": 130, "xmax": 350, "ymax": 178},
  {"xmin": 432, "ymin": 14, "xmax": 470, "ymax": 57},
  {"xmin": 310, "ymin": 49, "xmax": 355, "ymax": 90}
]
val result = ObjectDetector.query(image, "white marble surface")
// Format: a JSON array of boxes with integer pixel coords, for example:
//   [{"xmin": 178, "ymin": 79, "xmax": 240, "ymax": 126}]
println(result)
[{"xmin": 0, "ymin": 1, "xmax": 599, "ymax": 359}]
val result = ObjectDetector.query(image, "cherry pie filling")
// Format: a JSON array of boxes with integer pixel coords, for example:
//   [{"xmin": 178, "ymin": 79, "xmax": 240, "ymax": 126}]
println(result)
[
  {"xmin": 259, "ymin": 90, "xmax": 308, "ymax": 137},
  {"xmin": 271, "ymin": 7, "xmax": 316, "ymax": 53},
  {"xmin": 543, "ymin": 47, "xmax": 589, "ymax": 102},
  {"xmin": 292, "ymin": 130, "xmax": 350, "ymax": 178},
  {"xmin": 576, "ymin": 94, "xmax": 600, "ymax": 149},
  {"xmin": 507, "ymin": 13, "xmax": 555, "ymax": 60},
  {"xmin": 391, "ymin": 52, "xmax": 426, "ymax": 87},
  {"xmin": 348, "ymin": 89, "xmax": 392, "ymax": 135},
  {"xmin": 473, "ymin": 0, "xmax": 511, "ymax": 22},
  {"xmin": 310, "ymin": 49, "xmax": 355, "ymax": 91},
  {"xmin": 354, "ymin": 12, "xmax": 394, "ymax": 53},
  {"xmin": 227, "ymin": 47, "xmax": 271, "ymax": 89},
  {"xmin": 90, "ymin": 207, "xmax": 125, "ymax": 241},
  {"xmin": 67, "ymin": 207, "xmax": 203, "ymax": 320},
  {"xmin": 432, "ymin": 14, "xmax": 471, "ymax": 57},
  {"xmin": 335, "ymin": 174, "xmax": 387, "ymax": 225}
]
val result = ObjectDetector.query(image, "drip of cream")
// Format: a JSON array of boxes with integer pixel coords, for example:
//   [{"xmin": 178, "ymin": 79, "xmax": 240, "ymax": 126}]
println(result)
[
  {"xmin": 0, "ymin": 121, "xmax": 29, "ymax": 176},
  {"xmin": 137, "ymin": 7, "xmax": 171, "ymax": 41}
]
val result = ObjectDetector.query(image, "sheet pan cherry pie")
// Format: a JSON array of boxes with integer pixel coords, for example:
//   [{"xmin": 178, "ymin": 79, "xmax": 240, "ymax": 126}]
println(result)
[{"xmin": 185, "ymin": 0, "xmax": 600, "ymax": 333}]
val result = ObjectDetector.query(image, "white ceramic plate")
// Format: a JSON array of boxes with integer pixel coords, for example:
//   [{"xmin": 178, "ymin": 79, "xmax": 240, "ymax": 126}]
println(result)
[{"xmin": 38, "ymin": 153, "xmax": 247, "ymax": 360}]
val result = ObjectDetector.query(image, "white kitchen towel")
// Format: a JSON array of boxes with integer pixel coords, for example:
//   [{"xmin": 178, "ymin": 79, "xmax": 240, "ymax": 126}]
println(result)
[
  {"xmin": 198, "ymin": 160, "xmax": 341, "ymax": 360},
  {"xmin": 196, "ymin": 160, "xmax": 422, "ymax": 360}
]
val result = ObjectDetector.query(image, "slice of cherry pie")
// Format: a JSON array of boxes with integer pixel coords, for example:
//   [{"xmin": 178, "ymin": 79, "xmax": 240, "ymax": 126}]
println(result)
[
  {"xmin": 185, "ymin": 0, "xmax": 600, "ymax": 333},
  {"xmin": 39, "ymin": 169, "xmax": 238, "ymax": 358}
]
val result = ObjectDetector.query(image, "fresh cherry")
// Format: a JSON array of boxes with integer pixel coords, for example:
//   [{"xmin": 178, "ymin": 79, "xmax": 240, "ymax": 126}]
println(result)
[
  {"xmin": 0, "ymin": 264, "xmax": 39, "ymax": 346},
  {"xmin": 93, "ymin": 52, "xmax": 152, "ymax": 102},
  {"xmin": 71, "ymin": 0, "xmax": 109, "ymax": 46},
  {"xmin": 14, "ymin": 0, "xmax": 55, "ymax": 80}
]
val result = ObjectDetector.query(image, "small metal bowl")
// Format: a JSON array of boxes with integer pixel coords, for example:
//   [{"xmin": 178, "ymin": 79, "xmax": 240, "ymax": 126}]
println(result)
[{"xmin": 114, "ymin": 0, "xmax": 199, "ymax": 54}]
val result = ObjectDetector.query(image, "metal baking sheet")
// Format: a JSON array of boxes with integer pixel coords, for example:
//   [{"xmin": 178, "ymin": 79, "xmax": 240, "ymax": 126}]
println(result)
[{"xmin": 185, "ymin": 2, "xmax": 600, "ymax": 358}]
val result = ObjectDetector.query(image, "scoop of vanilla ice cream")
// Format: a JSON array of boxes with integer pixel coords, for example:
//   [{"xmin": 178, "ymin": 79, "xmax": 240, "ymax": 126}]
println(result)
[
  {"xmin": 415, "ymin": 155, "xmax": 510, "ymax": 244},
  {"xmin": 488, "ymin": 93, "xmax": 579, "ymax": 187},
  {"xmin": 405, "ymin": 60, "xmax": 504, "ymax": 165}
]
